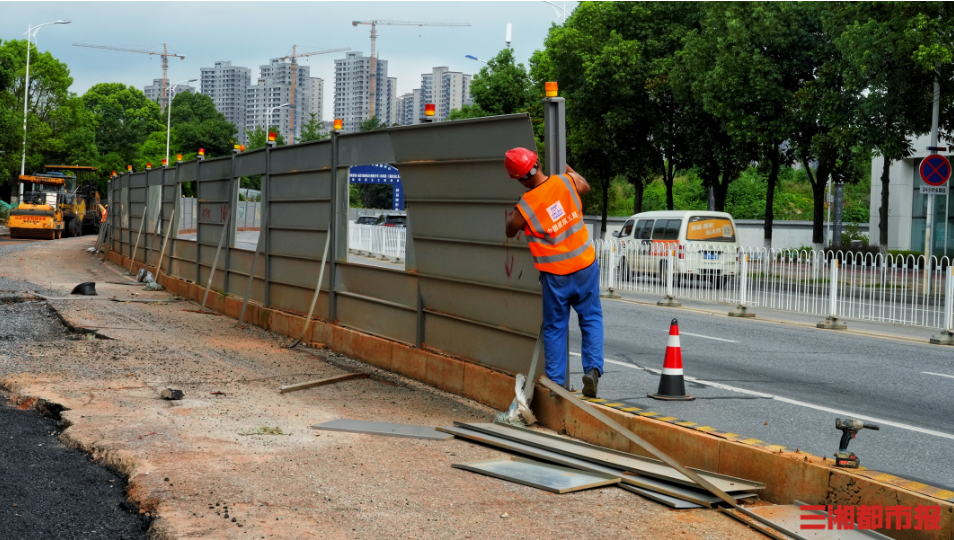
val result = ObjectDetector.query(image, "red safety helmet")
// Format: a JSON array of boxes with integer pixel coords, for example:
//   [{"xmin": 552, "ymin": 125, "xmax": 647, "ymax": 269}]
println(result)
[{"xmin": 505, "ymin": 148, "xmax": 539, "ymax": 179}]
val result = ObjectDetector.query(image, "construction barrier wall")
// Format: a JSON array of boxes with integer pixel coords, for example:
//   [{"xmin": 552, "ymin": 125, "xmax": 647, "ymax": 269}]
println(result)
[{"xmin": 107, "ymin": 114, "xmax": 544, "ymax": 377}]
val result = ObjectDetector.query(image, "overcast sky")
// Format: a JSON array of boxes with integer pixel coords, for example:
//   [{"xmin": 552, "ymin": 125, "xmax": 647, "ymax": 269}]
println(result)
[{"xmin": 3, "ymin": 1, "xmax": 577, "ymax": 120}]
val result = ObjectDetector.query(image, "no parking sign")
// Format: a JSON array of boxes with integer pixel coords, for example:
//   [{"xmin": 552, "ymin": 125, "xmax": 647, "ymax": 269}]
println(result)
[{"xmin": 919, "ymin": 154, "xmax": 951, "ymax": 194}]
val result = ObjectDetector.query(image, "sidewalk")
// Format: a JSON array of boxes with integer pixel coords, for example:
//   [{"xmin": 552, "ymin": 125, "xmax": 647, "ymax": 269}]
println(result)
[{"xmin": 0, "ymin": 237, "xmax": 758, "ymax": 539}]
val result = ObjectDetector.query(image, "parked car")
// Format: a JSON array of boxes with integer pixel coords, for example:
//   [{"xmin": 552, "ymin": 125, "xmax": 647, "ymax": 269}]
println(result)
[
  {"xmin": 354, "ymin": 215, "xmax": 378, "ymax": 225},
  {"xmin": 612, "ymin": 210, "xmax": 740, "ymax": 286},
  {"xmin": 375, "ymin": 213, "xmax": 407, "ymax": 227}
]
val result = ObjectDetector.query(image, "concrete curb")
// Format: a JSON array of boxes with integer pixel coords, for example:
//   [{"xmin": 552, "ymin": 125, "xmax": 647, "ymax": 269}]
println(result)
[{"xmin": 110, "ymin": 251, "xmax": 954, "ymax": 540}]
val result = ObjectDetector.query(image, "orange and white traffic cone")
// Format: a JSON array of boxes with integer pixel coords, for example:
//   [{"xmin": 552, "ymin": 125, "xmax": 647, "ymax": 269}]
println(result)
[{"xmin": 648, "ymin": 318, "xmax": 695, "ymax": 401}]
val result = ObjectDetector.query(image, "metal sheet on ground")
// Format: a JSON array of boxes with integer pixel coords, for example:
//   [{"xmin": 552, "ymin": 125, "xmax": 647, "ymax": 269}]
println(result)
[
  {"xmin": 453, "ymin": 457, "xmax": 619, "ymax": 494},
  {"xmin": 619, "ymin": 484, "xmax": 702, "ymax": 509},
  {"xmin": 748, "ymin": 504, "xmax": 892, "ymax": 540},
  {"xmin": 438, "ymin": 425, "xmax": 754, "ymax": 508},
  {"xmin": 458, "ymin": 422, "xmax": 763, "ymax": 493},
  {"xmin": 310, "ymin": 419, "xmax": 453, "ymax": 440}
]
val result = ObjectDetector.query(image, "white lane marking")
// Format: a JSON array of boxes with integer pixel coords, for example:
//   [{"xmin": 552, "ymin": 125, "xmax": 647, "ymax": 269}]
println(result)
[
  {"xmin": 680, "ymin": 332, "xmax": 738, "ymax": 343},
  {"xmin": 584, "ymin": 356, "xmax": 954, "ymax": 442},
  {"xmin": 922, "ymin": 372, "xmax": 954, "ymax": 380}
]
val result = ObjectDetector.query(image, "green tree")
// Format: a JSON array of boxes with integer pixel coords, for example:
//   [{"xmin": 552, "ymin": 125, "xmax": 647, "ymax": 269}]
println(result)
[
  {"xmin": 81, "ymin": 82, "xmax": 162, "ymax": 172},
  {"xmin": 299, "ymin": 112, "xmax": 328, "ymax": 142},
  {"xmin": 470, "ymin": 48, "xmax": 533, "ymax": 116},
  {"xmin": 828, "ymin": 2, "xmax": 939, "ymax": 247},
  {"xmin": 168, "ymin": 91, "xmax": 237, "ymax": 158},
  {"xmin": 447, "ymin": 104, "xmax": 490, "ymax": 120},
  {"xmin": 358, "ymin": 116, "xmax": 387, "ymax": 132},
  {"xmin": 245, "ymin": 125, "xmax": 286, "ymax": 149}
]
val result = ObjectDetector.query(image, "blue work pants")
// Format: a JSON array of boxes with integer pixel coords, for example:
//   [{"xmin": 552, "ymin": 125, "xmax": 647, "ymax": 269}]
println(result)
[{"xmin": 540, "ymin": 261, "xmax": 604, "ymax": 386}]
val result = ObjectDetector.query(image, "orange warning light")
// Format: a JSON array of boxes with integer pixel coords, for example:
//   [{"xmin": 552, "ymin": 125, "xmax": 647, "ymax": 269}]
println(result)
[
  {"xmin": 424, "ymin": 103, "xmax": 435, "ymax": 116},
  {"xmin": 333, "ymin": 119, "xmax": 343, "ymax": 131},
  {"xmin": 545, "ymin": 82, "xmax": 558, "ymax": 98}
]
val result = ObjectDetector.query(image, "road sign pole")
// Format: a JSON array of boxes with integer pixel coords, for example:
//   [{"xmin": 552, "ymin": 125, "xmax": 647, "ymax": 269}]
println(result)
[{"xmin": 924, "ymin": 78, "xmax": 941, "ymax": 296}]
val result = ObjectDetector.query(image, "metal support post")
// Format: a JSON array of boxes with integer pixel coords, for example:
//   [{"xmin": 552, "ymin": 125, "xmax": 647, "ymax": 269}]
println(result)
[
  {"xmin": 128, "ymin": 206, "xmax": 147, "ymax": 274},
  {"xmin": 195, "ymin": 157, "xmax": 202, "ymax": 285},
  {"xmin": 328, "ymin": 131, "xmax": 340, "ymax": 322},
  {"xmin": 931, "ymin": 266, "xmax": 954, "ymax": 345},
  {"xmin": 154, "ymin": 209, "xmax": 175, "ymax": 280},
  {"xmin": 657, "ymin": 249, "xmax": 681, "ymax": 307},
  {"xmin": 923, "ymin": 78, "xmax": 941, "ymax": 297},
  {"xmin": 817, "ymin": 258, "xmax": 847, "ymax": 329},
  {"xmin": 224, "ymin": 150, "xmax": 240, "ymax": 294},
  {"xmin": 542, "ymin": 95, "xmax": 566, "ymax": 176},
  {"xmin": 729, "ymin": 253, "xmax": 755, "ymax": 317},
  {"xmin": 263, "ymin": 141, "xmax": 274, "ymax": 307},
  {"xmin": 415, "ymin": 281, "xmax": 424, "ymax": 348},
  {"xmin": 832, "ymin": 181, "xmax": 844, "ymax": 247},
  {"xmin": 286, "ymin": 233, "xmax": 332, "ymax": 348}
]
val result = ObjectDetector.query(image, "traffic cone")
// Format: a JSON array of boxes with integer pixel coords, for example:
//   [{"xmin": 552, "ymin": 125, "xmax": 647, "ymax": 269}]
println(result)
[{"xmin": 648, "ymin": 318, "xmax": 695, "ymax": 401}]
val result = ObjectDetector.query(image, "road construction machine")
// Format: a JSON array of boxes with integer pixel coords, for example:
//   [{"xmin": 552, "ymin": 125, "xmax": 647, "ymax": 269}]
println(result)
[{"xmin": 8, "ymin": 165, "xmax": 104, "ymax": 240}]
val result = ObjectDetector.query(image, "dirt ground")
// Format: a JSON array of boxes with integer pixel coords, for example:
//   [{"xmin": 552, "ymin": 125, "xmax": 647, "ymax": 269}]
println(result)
[{"xmin": 0, "ymin": 236, "xmax": 763, "ymax": 540}]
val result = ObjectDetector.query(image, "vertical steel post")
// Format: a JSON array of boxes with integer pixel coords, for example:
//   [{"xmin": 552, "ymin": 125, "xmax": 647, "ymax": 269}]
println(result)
[
  {"xmin": 263, "ymin": 142, "xmax": 272, "ymax": 307},
  {"xmin": 832, "ymin": 182, "xmax": 844, "ymax": 247},
  {"xmin": 328, "ymin": 131, "xmax": 340, "ymax": 323},
  {"xmin": 416, "ymin": 281, "xmax": 424, "ymax": 348},
  {"xmin": 931, "ymin": 266, "xmax": 954, "ymax": 345},
  {"xmin": 196, "ymin": 156, "xmax": 203, "ymax": 285},
  {"xmin": 225, "ymin": 150, "xmax": 239, "ymax": 294},
  {"xmin": 924, "ymin": 78, "xmax": 941, "ymax": 296},
  {"xmin": 542, "ymin": 95, "xmax": 566, "ymax": 176},
  {"xmin": 729, "ymin": 254, "xmax": 754, "ymax": 317}
]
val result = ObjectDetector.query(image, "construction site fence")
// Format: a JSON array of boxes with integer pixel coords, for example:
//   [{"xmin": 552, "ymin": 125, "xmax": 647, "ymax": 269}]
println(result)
[
  {"xmin": 105, "ymin": 114, "xmax": 545, "ymax": 378},
  {"xmin": 595, "ymin": 239, "xmax": 954, "ymax": 331},
  {"xmin": 178, "ymin": 197, "xmax": 260, "ymax": 232},
  {"xmin": 348, "ymin": 223, "xmax": 407, "ymax": 262}
]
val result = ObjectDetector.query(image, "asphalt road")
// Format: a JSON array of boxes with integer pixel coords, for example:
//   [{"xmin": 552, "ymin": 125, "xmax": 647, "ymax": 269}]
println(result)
[
  {"xmin": 567, "ymin": 294, "xmax": 954, "ymax": 491},
  {"xmin": 0, "ymin": 241, "xmax": 149, "ymax": 539}
]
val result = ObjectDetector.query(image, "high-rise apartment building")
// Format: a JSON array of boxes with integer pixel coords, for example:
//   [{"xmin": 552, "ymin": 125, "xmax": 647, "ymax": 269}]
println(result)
[
  {"xmin": 332, "ymin": 51, "xmax": 390, "ymax": 133},
  {"xmin": 420, "ymin": 67, "xmax": 472, "ymax": 122},
  {"xmin": 143, "ymin": 79, "xmax": 195, "ymax": 105},
  {"xmin": 199, "ymin": 61, "xmax": 251, "ymax": 143},
  {"xmin": 308, "ymin": 77, "xmax": 324, "ymax": 123},
  {"xmin": 244, "ymin": 59, "xmax": 320, "ymax": 144}
]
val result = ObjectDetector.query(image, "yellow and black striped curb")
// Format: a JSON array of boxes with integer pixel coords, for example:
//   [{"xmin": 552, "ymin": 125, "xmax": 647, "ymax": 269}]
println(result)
[{"xmin": 573, "ymin": 392, "xmax": 954, "ymax": 504}]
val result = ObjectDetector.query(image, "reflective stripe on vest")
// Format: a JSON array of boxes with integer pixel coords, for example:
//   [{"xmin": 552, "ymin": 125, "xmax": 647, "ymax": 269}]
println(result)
[{"xmin": 517, "ymin": 174, "xmax": 595, "ymax": 275}]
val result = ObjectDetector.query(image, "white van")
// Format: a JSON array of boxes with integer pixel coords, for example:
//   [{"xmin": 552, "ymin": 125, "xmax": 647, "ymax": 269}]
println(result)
[{"xmin": 611, "ymin": 210, "xmax": 740, "ymax": 286}]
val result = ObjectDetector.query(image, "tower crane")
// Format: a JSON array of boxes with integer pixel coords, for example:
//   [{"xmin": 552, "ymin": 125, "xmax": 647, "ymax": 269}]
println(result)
[
  {"xmin": 73, "ymin": 43, "xmax": 184, "ymax": 109},
  {"xmin": 276, "ymin": 46, "xmax": 350, "ymax": 144},
  {"xmin": 351, "ymin": 20, "xmax": 470, "ymax": 120}
]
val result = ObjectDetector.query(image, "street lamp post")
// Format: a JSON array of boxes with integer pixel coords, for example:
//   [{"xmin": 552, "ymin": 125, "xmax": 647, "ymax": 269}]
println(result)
[
  {"xmin": 265, "ymin": 103, "xmax": 290, "ymax": 142},
  {"xmin": 165, "ymin": 78, "xmax": 198, "ymax": 165},
  {"xmin": 464, "ymin": 55, "xmax": 487, "ymax": 64},
  {"xmin": 18, "ymin": 20, "xmax": 70, "ymax": 203}
]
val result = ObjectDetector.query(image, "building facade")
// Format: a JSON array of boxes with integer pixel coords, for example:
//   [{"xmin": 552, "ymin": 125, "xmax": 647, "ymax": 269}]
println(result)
[
  {"xmin": 199, "ymin": 61, "xmax": 251, "ymax": 144},
  {"xmin": 416, "ymin": 67, "xmax": 473, "ymax": 123},
  {"xmin": 143, "ymin": 79, "xmax": 195, "ymax": 105},
  {"xmin": 244, "ymin": 58, "xmax": 316, "ymax": 144},
  {"xmin": 333, "ymin": 51, "xmax": 390, "ymax": 133},
  {"xmin": 870, "ymin": 132, "xmax": 954, "ymax": 255},
  {"xmin": 309, "ymin": 77, "xmax": 324, "ymax": 123}
]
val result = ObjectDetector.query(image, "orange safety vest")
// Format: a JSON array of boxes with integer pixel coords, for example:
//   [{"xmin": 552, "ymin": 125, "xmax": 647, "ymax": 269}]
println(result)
[{"xmin": 517, "ymin": 174, "xmax": 595, "ymax": 275}]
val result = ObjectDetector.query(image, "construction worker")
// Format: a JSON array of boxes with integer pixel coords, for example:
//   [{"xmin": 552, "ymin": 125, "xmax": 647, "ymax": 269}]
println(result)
[{"xmin": 504, "ymin": 148, "xmax": 604, "ymax": 397}]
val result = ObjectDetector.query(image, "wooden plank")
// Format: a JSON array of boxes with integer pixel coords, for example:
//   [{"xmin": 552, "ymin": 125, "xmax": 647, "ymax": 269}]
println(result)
[{"xmin": 279, "ymin": 373, "xmax": 368, "ymax": 394}]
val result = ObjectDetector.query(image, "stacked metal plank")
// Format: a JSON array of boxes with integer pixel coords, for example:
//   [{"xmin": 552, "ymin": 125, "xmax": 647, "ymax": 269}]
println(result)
[{"xmin": 440, "ymin": 422, "xmax": 763, "ymax": 509}]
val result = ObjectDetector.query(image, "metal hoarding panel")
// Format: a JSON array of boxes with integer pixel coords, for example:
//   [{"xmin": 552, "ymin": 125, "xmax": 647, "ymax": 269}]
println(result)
[
  {"xmin": 198, "ymin": 157, "xmax": 231, "ymax": 180},
  {"xmin": 407, "ymin": 198, "xmax": 525, "ymax": 243},
  {"xmin": 458, "ymin": 423, "xmax": 764, "ymax": 493},
  {"xmin": 424, "ymin": 314, "xmax": 536, "ymax": 375},
  {"xmin": 619, "ymin": 485, "xmax": 703, "ymax": 509},
  {"xmin": 197, "ymin": 179, "xmax": 231, "ymax": 202},
  {"xmin": 130, "ymin": 172, "xmax": 146, "ymax": 188},
  {"xmin": 269, "ymin": 201, "xmax": 330, "ymax": 230},
  {"xmin": 336, "ymin": 293, "xmax": 416, "ymax": 345},
  {"xmin": 163, "ymin": 168, "xmax": 177, "ymax": 185},
  {"xmin": 226, "ymin": 249, "xmax": 256, "ymax": 296},
  {"xmin": 452, "ymin": 457, "xmax": 619, "ymax": 494},
  {"xmin": 311, "ymin": 420, "xmax": 453, "ymax": 440},
  {"xmin": 197, "ymin": 264, "xmax": 226, "ymax": 293},
  {"xmin": 197, "ymin": 223, "xmax": 227, "ymax": 247},
  {"xmin": 270, "ymin": 140, "xmax": 331, "ymax": 174},
  {"xmin": 389, "ymin": 113, "xmax": 535, "ymax": 162},
  {"xmin": 268, "ymin": 281, "xmax": 325, "ymax": 318},
  {"xmin": 419, "ymin": 277, "xmax": 539, "ymax": 337},
  {"xmin": 270, "ymin": 171, "xmax": 332, "ymax": 201},
  {"xmin": 414, "ymin": 241, "xmax": 539, "ymax": 292},
  {"xmin": 235, "ymin": 148, "xmax": 266, "ymax": 177},
  {"xmin": 397, "ymin": 160, "xmax": 523, "ymax": 203},
  {"xmin": 268, "ymin": 256, "xmax": 330, "ymax": 290},
  {"xmin": 337, "ymin": 131, "xmax": 395, "ymax": 166},
  {"xmin": 177, "ymin": 160, "xmax": 197, "ymax": 182},
  {"xmin": 268, "ymin": 229, "xmax": 328, "ymax": 260},
  {"xmin": 337, "ymin": 263, "xmax": 417, "ymax": 310}
]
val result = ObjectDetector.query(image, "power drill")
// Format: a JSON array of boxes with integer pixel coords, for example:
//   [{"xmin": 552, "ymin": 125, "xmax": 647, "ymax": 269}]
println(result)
[{"xmin": 834, "ymin": 418, "xmax": 880, "ymax": 468}]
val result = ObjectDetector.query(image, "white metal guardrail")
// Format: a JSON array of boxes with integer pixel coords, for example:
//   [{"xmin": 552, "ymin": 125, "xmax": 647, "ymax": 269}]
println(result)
[
  {"xmin": 348, "ymin": 223, "xmax": 406, "ymax": 262},
  {"xmin": 595, "ymin": 239, "xmax": 954, "ymax": 330}
]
